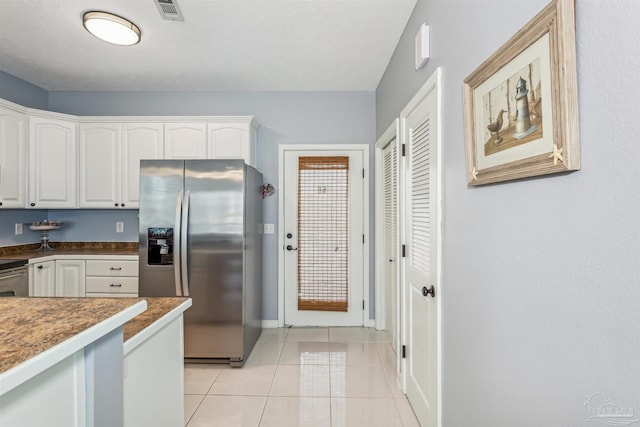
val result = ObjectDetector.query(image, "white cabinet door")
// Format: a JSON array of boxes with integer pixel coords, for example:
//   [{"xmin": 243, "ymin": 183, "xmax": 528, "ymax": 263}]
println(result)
[
  {"xmin": 164, "ymin": 123, "xmax": 206, "ymax": 159},
  {"xmin": 31, "ymin": 260, "xmax": 56, "ymax": 297},
  {"xmin": 121, "ymin": 123, "xmax": 163, "ymax": 208},
  {"xmin": 79, "ymin": 123, "xmax": 121, "ymax": 208},
  {"xmin": 0, "ymin": 105, "xmax": 27, "ymax": 208},
  {"xmin": 55, "ymin": 260, "xmax": 86, "ymax": 297},
  {"xmin": 207, "ymin": 121, "xmax": 257, "ymax": 167},
  {"xmin": 28, "ymin": 115, "xmax": 77, "ymax": 208}
]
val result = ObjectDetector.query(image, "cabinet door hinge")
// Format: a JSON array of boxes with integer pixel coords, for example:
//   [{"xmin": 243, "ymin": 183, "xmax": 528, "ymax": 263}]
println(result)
[{"xmin": 402, "ymin": 345, "xmax": 406, "ymax": 358}]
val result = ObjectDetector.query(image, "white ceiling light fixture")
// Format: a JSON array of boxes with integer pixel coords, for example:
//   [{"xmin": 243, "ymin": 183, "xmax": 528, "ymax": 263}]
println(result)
[{"xmin": 83, "ymin": 11, "xmax": 141, "ymax": 46}]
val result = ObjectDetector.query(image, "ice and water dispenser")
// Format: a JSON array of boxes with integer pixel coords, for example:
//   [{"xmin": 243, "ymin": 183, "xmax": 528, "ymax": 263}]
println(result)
[{"xmin": 147, "ymin": 227, "xmax": 174, "ymax": 265}]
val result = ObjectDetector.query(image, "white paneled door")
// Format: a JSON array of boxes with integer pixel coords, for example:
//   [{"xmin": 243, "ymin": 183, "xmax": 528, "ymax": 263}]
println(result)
[
  {"xmin": 282, "ymin": 148, "xmax": 366, "ymax": 326},
  {"xmin": 402, "ymin": 71, "xmax": 441, "ymax": 426},
  {"xmin": 382, "ymin": 137, "xmax": 399, "ymax": 350}
]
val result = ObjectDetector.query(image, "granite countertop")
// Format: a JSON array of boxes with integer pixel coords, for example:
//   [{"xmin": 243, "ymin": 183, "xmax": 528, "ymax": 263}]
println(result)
[
  {"xmin": 0, "ymin": 297, "xmax": 144, "ymax": 375},
  {"xmin": 0, "ymin": 242, "xmax": 138, "ymax": 260},
  {"xmin": 0, "ymin": 296, "xmax": 190, "ymax": 376},
  {"xmin": 123, "ymin": 297, "xmax": 190, "ymax": 341}
]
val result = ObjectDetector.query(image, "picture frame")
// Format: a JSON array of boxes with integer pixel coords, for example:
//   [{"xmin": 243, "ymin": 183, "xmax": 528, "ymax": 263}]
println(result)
[{"xmin": 463, "ymin": 0, "xmax": 579, "ymax": 186}]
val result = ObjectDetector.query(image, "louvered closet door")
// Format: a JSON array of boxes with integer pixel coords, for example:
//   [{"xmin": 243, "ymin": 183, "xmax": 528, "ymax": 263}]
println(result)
[
  {"xmin": 283, "ymin": 149, "xmax": 365, "ymax": 326},
  {"xmin": 383, "ymin": 139, "xmax": 399, "ymax": 350},
  {"xmin": 404, "ymin": 86, "xmax": 439, "ymax": 426}
]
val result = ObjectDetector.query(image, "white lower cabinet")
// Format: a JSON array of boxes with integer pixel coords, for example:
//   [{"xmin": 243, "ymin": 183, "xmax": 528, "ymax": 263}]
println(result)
[
  {"xmin": 55, "ymin": 260, "xmax": 86, "ymax": 297},
  {"xmin": 86, "ymin": 259, "xmax": 139, "ymax": 297},
  {"xmin": 30, "ymin": 260, "xmax": 55, "ymax": 297},
  {"xmin": 30, "ymin": 256, "xmax": 138, "ymax": 297}
]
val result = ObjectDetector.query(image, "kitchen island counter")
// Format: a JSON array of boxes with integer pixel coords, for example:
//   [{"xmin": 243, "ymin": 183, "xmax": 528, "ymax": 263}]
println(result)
[
  {"xmin": 0, "ymin": 296, "xmax": 191, "ymax": 427},
  {"xmin": 0, "ymin": 297, "xmax": 146, "ymax": 380}
]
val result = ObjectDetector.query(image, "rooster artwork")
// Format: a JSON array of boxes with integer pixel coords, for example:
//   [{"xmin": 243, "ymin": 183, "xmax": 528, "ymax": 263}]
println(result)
[{"xmin": 486, "ymin": 109, "xmax": 506, "ymax": 144}]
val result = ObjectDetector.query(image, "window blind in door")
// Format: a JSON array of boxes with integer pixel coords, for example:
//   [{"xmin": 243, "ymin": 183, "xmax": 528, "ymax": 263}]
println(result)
[{"xmin": 297, "ymin": 156, "xmax": 349, "ymax": 312}]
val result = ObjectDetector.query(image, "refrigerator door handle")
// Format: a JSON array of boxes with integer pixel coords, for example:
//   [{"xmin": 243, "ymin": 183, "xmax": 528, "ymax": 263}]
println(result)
[
  {"xmin": 181, "ymin": 190, "xmax": 191, "ymax": 296},
  {"xmin": 174, "ymin": 191, "xmax": 183, "ymax": 296}
]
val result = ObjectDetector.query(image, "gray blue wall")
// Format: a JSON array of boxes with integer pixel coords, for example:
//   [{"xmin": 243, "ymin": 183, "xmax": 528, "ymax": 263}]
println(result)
[
  {"xmin": 376, "ymin": 0, "xmax": 640, "ymax": 425},
  {"xmin": 0, "ymin": 78, "xmax": 376, "ymax": 321},
  {"xmin": 0, "ymin": 70, "xmax": 47, "ymax": 110},
  {"xmin": 48, "ymin": 91, "xmax": 376, "ymax": 321}
]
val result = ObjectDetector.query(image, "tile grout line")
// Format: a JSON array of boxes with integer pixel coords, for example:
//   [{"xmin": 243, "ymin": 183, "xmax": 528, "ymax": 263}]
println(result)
[
  {"xmin": 183, "ymin": 393, "xmax": 206, "ymax": 427},
  {"xmin": 257, "ymin": 341, "xmax": 284, "ymax": 427}
]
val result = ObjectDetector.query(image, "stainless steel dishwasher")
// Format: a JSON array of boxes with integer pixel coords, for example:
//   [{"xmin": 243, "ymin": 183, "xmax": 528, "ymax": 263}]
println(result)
[{"xmin": 0, "ymin": 259, "xmax": 29, "ymax": 297}]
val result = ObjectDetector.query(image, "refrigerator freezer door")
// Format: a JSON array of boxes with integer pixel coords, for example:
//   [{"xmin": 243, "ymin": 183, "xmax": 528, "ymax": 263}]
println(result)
[
  {"xmin": 183, "ymin": 160, "xmax": 245, "ymax": 359},
  {"xmin": 139, "ymin": 160, "xmax": 185, "ymax": 297}
]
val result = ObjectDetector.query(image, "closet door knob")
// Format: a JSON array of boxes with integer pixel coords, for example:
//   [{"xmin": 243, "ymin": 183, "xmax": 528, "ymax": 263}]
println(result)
[{"xmin": 422, "ymin": 285, "xmax": 435, "ymax": 298}]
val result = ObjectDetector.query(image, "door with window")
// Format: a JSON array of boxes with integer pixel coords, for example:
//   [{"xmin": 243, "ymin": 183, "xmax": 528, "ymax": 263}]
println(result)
[{"xmin": 282, "ymin": 149, "xmax": 365, "ymax": 326}]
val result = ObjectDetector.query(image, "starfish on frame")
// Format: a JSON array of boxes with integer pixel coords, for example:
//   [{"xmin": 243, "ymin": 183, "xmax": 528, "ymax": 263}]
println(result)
[
  {"xmin": 548, "ymin": 144, "xmax": 564, "ymax": 166},
  {"xmin": 471, "ymin": 166, "xmax": 478, "ymax": 180}
]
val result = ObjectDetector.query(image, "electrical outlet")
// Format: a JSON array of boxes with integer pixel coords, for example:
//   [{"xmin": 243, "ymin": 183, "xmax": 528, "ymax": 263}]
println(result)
[
  {"xmin": 264, "ymin": 223, "xmax": 275, "ymax": 234},
  {"xmin": 116, "ymin": 221, "xmax": 124, "ymax": 233},
  {"xmin": 15, "ymin": 223, "xmax": 23, "ymax": 235}
]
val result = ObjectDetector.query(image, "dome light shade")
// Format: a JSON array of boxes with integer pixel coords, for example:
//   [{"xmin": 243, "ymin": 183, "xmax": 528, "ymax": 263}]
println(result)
[{"xmin": 83, "ymin": 11, "xmax": 141, "ymax": 46}]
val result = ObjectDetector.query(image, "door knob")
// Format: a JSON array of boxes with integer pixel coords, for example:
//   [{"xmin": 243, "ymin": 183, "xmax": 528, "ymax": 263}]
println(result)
[
  {"xmin": 422, "ymin": 285, "xmax": 435, "ymax": 298},
  {"xmin": 286, "ymin": 245, "xmax": 298, "ymax": 251}
]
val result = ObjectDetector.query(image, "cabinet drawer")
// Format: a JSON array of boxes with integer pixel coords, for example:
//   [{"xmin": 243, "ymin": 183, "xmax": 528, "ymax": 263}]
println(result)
[
  {"xmin": 86, "ymin": 277, "xmax": 138, "ymax": 294},
  {"xmin": 86, "ymin": 260, "xmax": 138, "ymax": 276}
]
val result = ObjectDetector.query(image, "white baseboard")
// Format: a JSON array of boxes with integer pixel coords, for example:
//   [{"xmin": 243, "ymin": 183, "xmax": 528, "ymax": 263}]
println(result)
[
  {"xmin": 262, "ymin": 320, "xmax": 279, "ymax": 329},
  {"xmin": 263, "ymin": 319, "xmax": 376, "ymax": 328}
]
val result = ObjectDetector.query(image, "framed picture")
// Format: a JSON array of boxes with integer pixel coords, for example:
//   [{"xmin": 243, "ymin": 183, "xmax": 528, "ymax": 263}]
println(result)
[{"xmin": 463, "ymin": 0, "xmax": 579, "ymax": 186}]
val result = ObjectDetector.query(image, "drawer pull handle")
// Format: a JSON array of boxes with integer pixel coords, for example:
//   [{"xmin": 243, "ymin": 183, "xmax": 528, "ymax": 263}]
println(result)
[
  {"xmin": 110, "ymin": 284, "xmax": 122, "ymax": 287},
  {"xmin": 109, "ymin": 267, "xmax": 122, "ymax": 271}
]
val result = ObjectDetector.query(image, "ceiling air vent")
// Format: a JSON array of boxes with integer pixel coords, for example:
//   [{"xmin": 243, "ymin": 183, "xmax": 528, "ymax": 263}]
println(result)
[{"xmin": 154, "ymin": 0, "xmax": 184, "ymax": 22}]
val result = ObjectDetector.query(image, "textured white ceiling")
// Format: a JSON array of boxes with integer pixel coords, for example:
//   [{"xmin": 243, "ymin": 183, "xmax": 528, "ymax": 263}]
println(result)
[{"xmin": 0, "ymin": 0, "xmax": 416, "ymax": 91}]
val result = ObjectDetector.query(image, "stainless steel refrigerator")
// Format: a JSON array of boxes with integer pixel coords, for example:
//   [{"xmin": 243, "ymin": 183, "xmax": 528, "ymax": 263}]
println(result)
[{"xmin": 138, "ymin": 159, "xmax": 263, "ymax": 366}]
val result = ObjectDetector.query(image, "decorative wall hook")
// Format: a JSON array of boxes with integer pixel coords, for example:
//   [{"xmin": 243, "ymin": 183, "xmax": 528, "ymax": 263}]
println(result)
[{"xmin": 262, "ymin": 184, "xmax": 275, "ymax": 199}]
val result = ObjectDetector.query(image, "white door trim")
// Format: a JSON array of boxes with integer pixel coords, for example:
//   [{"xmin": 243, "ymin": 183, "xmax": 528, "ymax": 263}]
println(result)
[
  {"xmin": 277, "ymin": 144, "xmax": 370, "ymax": 327},
  {"xmin": 400, "ymin": 67, "xmax": 442, "ymax": 426},
  {"xmin": 374, "ymin": 119, "xmax": 400, "ymax": 331}
]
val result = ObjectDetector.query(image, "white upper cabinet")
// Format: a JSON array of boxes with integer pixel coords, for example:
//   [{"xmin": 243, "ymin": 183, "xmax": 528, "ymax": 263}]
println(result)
[
  {"xmin": 0, "ymin": 97, "xmax": 259, "ymax": 210},
  {"xmin": 28, "ymin": 114, "xmax": 77, "ymax": 208},
  {"xmin": 164, "ymin": 123, "xmax": 207, "ymax": 159},
  {"xmin": 121, "ymin": 123, "xmax": 164, "ymax": 208},
  {"xmin": 79, "ymin": 123, "xmax": 121, "ymax": 208},
  {"xmin": 207, "ymin": 120, "xmax": 257, "ymax": 168},
  {"xmin": 0, "ymin": 103, "xmax": 27, "ymax": 208}
]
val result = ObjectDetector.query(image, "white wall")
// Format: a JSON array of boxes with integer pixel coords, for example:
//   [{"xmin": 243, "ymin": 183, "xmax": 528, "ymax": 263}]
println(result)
[{"xmin": 376, "ymin": 0, "xmax": 640, "ymax": 425}]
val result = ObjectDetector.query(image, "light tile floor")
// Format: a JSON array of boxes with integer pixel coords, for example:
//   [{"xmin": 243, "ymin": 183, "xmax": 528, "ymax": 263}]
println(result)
[{"xmin": 184, "ymin": 327, "xmax": 420, "ymax": 427}]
